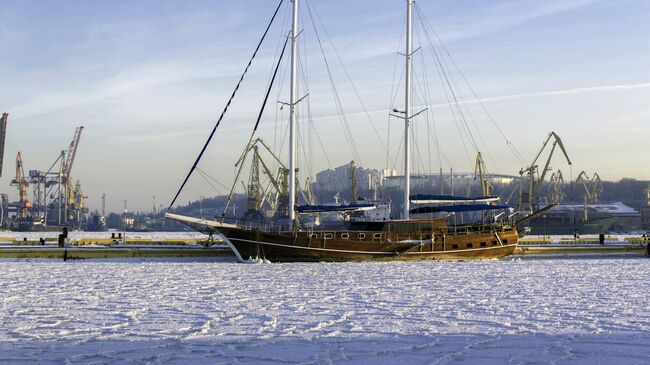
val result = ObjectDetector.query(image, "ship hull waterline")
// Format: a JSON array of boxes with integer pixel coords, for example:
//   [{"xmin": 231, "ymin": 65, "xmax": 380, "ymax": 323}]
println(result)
[{"xmin": 166, "ymin": 213, "xmax": 519, "ymax": 262}]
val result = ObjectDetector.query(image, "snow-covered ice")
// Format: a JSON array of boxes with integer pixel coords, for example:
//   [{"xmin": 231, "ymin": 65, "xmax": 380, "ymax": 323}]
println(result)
[{"xmin": 0, "ymin": 257, "xmax": 649, "ymax": 364}]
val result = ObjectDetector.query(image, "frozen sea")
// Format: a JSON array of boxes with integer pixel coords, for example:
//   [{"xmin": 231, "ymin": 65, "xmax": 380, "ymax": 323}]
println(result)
[{"xmin": 0, "ymin": 257, "xmax": 649, "ymax": 364}]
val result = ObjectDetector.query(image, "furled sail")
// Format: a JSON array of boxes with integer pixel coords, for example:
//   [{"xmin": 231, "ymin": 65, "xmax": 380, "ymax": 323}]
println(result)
[
  {"xmin": 409, "ymin": 194, "xmax": 500, "ymax": 204},
  {"xmin": 295, "ymin": 204, "xmax": 376, "ymax": 214},
  {"xmin": 409, "ymin": 204, "xmax": 511, "ymax": 214}
]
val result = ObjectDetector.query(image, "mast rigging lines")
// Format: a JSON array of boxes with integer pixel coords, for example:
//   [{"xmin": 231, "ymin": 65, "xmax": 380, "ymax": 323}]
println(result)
[{"xmin": 169, "ymin": 0, "xmax": 285, "ymax": 209}]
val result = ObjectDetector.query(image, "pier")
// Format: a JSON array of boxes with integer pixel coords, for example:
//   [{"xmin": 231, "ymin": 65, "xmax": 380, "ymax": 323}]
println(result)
[{"xmin": 0, "ymin": 236, "xmax": 233, "ymax": 260}]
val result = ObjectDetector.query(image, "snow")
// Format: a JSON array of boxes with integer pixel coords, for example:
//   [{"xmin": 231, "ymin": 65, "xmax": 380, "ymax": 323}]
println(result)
[
  {"xmin": 0, "ymin": 258, "xmax": 649, "ymax": 364},
  {"xmin": 548, "ymin": 202, "xmax": 640, "ymax": 215}
]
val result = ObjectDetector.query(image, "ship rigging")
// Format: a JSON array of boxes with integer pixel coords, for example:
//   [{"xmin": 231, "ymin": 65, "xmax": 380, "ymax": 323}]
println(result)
[{"xmin": 165, "ymin": 0, "xmax": 548, "ymax": 261}]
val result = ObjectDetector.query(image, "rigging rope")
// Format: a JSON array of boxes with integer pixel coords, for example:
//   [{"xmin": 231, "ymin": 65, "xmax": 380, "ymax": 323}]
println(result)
[
  {"xmin": 415, "ymin": 11, "xmax": 498, "ymax": 172},
  {"xmin": 222, "ymin": 36, "xmax": 289, "ymax": 214},
  {"xmin": 196, "ymin": 167, "xmax": 230, "ymax": 191},
  {"xmin": 414, "ymin": 10, "xmax": 474, "ymax": 167},
  {"xmin": 168, "ymin": 0, "xmax": 284, "ymax": 208},
  {"xmin": 196, "ymin": 168, "xmax": 227, "ymax": 195},
  {"xmin": 254, "ymin": 37, "xmax": 289, "ymax": 132},
  {"xmin": 305, "ymin": 1, "xmax": 362, "ymax": 165},
  {"xmin": 387, "ymin": 16, "xmax": 406, "ymax": 169},
  {"xmin": 307, "ymin": 1, "xmax": 389, "ymax": 158},
  {"xmin": 415, "ymin": 3, "xmax": 526, "ymax": 167}
]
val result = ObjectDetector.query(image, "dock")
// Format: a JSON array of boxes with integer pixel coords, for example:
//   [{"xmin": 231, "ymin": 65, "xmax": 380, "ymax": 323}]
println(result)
[
  {"xmin": 0, "ymin": 235, "xmax": 236, "ymax": 260},
  {"xmin": 515, "ymin": 235, "xmax": 648, "ymax": 256},
  {"xmin": 0, "ymin": 245, "xmax": 235, "ymax": 260},
  {"xmin": 514, "ymin": 244, "xmax": 646, "ymax": 256}
]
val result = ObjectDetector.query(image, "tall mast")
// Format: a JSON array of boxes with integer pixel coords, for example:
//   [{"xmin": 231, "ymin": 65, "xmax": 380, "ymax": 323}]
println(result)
[
  {"xmin": 403, "ymin": 0, "xmax": 414, "ymax": 219},
  {"xmin": 288, "ymin": 0, "xmax": 299, "ymax": 223}
]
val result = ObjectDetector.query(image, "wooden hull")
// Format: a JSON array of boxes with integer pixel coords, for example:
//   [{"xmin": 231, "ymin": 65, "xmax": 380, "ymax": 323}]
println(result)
[
  {"xmin": 165, "ymin": 213, "xmax": 519, "ymax": 262},
  {"xmin": 228, "ymin": 237, "xmax": 517, "ymax": 262}
]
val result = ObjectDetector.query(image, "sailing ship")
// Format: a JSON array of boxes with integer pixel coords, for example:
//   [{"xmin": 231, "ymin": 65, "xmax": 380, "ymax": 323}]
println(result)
[{"xmin": 166, "ymin": 0, "xmax": 541, "ymax": 261}]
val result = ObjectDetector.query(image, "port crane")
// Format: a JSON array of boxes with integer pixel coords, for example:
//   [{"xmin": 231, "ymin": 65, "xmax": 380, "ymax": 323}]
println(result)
[
  {"xmin": 62, "ymin": 127, "xmax": 85, "ymax": 225},
  {"xmin": 473, "ymin": 152, "xmax": 492, "ymax": 196},
  {"xmin": 224, "ymin": 138, "xmax": 290, "ymax": 220},
  {"xmin": 576, "ymin": 171, "xmax": 603, "ymax": 204},
  {"xmin": 350, "ymin": 160, "xmax": 359, "ymax": 203},
  {"xmin": 519, "ymin": 131, "xmax": 572, "ymax": 212},
  {"xmin": 10, "ymin": 152, "xmax": 31, "ymax": 220},
  {"xmin": 0, "ymin": 113, "xmax": 8, "ymax": 226},
  {"xmin": 575, "ymin": 171, "xmax": 604, "ymax": 221},
  {"xmin": 0, "ymin": 113, "xmax": 8, "ymax": 178},
  {"xmin": 548, "ymin": 169, "xmax": 565, "ymax": 204},
  {"xmin": 60, "ymin": 127, "xmax": 86, "ymax": 227},
  {"xmin": 24, "ymin": 126, "xmax": 86, "ymax": 228},
  {"xmin": 242, "ymin": 145, "xmax": 264, "ymax": 221}
]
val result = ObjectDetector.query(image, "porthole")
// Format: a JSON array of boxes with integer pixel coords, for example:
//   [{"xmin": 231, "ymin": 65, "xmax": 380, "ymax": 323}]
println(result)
[
  {"xmin": 466, "ymin": 243, "xmax": 473, "ymax": 249},
  {"xmin": 324, "ymin": 233, "xmax": 334, "ymax": 240},
  {"xmin": 357, "ymin": 233, "xmax": 366, "ymax": 240},
  {"xmin": 309, "ymin": 233, "xmax": 318, "ymax": 239},
  {"xmin": 373, "ymin": 233, "xmax": 382, "ymax": 240},
  {"xmin": 480, "ymin": 242, "xmax": 487, "ymax": 247},
  {"xmin": 340, "ymin": 233, "xmax": 349, "ymax": 240},
  {"xmin": 452, "ymin": 244, "xmax": 459, "ymax": 249}
]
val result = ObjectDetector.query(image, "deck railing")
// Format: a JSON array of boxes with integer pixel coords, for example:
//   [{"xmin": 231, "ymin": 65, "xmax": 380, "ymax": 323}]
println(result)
[{"xmin": 215, "ymin": 215, "xmax": 513, "ymax": 237}]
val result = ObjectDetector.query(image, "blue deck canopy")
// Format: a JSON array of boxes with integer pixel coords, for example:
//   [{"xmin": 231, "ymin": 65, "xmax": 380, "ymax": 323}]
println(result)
[{"xmin": 410, "ymin": 204, "xmax": 511, "ymax": 214}]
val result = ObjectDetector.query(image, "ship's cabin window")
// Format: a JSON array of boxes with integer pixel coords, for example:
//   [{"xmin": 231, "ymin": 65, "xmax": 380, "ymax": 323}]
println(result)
[
  {"xmin": 340, "ymin": 233, "xmax": 349, "ymax": 240},
  {"xmin": 503, "ymin": 239, "xmax": 508, "ymax": 244},
  {"xmin": 466, "ymin": 243, "xmax": 473, "ymax": 249},
  {"xmin": 373, "ymin": 233, "xmax": 382, "ymax": 240},
  {"xmin": 492, "ymin": 240, "xmax": 498, "ymax": 246},
  {"xmin": 357, "ymin": 233, "xmax": 366, "ymax": 240},
  {"xmin": 324, "ymin": 233, "xmax": 334, "ymax": 240},
  {"xmin": 452, "ymin": 244, "xmax": 459, "ymax": 249},
  {"xmin": 480, "ymin": 242, "xmax": 487, "ymax": 247},
  {"xmin": 309, "ymin": 233, "xmax": 318, "ymax": 239}
]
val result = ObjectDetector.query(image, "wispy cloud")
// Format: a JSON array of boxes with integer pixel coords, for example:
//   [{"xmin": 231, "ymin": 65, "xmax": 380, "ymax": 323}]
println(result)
[
  {"xmin": 307, "ymin": 81, "xmax": 650, "ymax": 122},
  {"xmin": 448, "ymin": 81, "xmax": 650, "ymax": 106},
  {"xmin": 8, "ymin": 57, "xmax": 248, "ymax": 119},
  {"xmin": 433, "ymin": 0, "xmax": 601, "ymax": 42}
]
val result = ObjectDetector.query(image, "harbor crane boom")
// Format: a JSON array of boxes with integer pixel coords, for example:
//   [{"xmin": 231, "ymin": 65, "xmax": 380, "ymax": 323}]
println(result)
[
  {"xmin": 576, "ymin": 171, "xmax": 603, "ymax": 204},
  {"xmin": 473, "ymin": 152, "xmax": 492, "ymax": 196},
  {"xmin": 548, "ymin": 169, "xmax": 565, "ymax": 203},
  {"xmin": 519, "ymin": 131, "xmax": 572, "ymax": 212},
  {"xmin": 0, "ymin": 113, "xmax": 8, "ymax": 178},
  {"xmin": 11, "ymin": 152, "xmax": 30, "ymax": 219},
  {"xmin": 63, "ymin": 126, "xmax": 84, "ymax": 181},
  {"xmin": 223, "ymin": 138, "xmax": 288, "ymax": 217}
]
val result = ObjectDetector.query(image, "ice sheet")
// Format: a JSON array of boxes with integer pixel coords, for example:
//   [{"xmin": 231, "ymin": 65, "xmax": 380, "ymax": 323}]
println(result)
[{"xmin": 0, "ymin": 258, "xmax": 648, "ymax": 364}]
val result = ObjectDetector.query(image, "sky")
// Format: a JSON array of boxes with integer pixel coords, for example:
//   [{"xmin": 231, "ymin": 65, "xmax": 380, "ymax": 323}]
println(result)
[{"xmin": 1, "ymin": 0, "xmax": 649, "ymax": 212}]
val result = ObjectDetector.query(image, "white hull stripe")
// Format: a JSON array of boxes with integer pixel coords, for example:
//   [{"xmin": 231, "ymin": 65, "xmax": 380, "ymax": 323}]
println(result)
[{"xmin": 228, "ymin": 237, "xmax": 517, "ymax": 256}]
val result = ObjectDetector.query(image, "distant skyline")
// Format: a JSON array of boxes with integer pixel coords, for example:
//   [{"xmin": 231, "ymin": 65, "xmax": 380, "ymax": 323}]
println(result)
[{"xmin": 1, "ymin": 0, "xmax": 649, "ymax": 212}]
